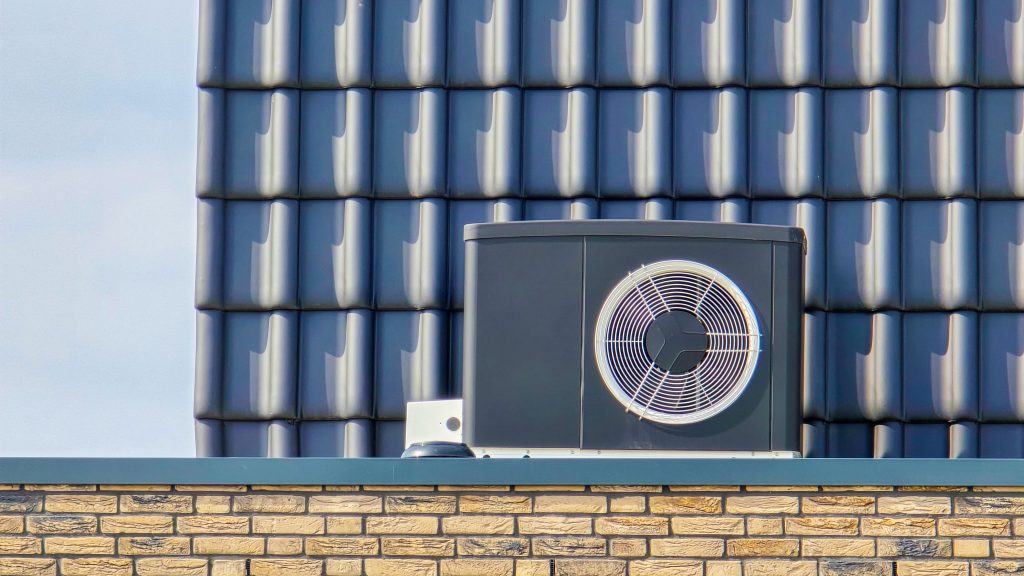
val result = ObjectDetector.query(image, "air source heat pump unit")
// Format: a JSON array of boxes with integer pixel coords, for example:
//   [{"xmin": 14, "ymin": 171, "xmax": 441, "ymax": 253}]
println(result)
[{"xmin": 462, "ymin": 221, "xmax": 806, "ymax": 457}]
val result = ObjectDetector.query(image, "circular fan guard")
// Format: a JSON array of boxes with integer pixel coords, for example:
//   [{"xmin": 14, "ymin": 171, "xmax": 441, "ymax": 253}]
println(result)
[{"xmin": 594, "ymin": 260, "xmax": 761, "ymax": 425}]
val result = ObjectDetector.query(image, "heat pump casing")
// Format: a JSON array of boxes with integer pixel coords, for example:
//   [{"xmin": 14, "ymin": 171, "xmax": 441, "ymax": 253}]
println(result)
[{"xmin": 463, "ymin": 221, "xmax": 806, "ymax": 453}]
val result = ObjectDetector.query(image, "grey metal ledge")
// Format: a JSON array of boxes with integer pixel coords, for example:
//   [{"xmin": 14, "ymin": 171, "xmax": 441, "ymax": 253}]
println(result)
[{"xmin": 0, "ymin": 458, "xmax": 1022, "ymax": 486}]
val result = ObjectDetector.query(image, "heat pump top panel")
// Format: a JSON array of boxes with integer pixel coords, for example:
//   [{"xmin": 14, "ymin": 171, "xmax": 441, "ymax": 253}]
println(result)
[{"xmin": 463, "ymin": 220, "xmax": 806, "ymax": 245}]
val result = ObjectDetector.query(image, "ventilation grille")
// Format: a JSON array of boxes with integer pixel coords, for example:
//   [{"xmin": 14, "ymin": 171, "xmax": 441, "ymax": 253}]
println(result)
[{"xmin": 594, "ymin": 260, "xmax": 761, "ymax": 425}]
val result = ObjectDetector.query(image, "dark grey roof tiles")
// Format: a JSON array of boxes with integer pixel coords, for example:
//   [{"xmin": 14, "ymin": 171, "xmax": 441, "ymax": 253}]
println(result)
[{"xmin": 195, "ymin": 0, "xmax": 1024, "ymax": 457}]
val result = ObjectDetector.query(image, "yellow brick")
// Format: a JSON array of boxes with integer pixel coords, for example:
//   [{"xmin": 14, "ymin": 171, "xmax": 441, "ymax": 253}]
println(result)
[
  {"xmin": 820, "ymin": 560, "xmax": 893, "ymax": 576},
  {"xmin": 785, "ymin": 517, "xmax": 859, "ymax": 535},
  {"xmin": 895, "ymin": 561, "xmax": 968, "ymax": 576},
  {"xmin": 900, "ymin": 487, "xmax": 967, "ymax": 493},
  {"xmin": 955, "ymin": 497, "xmax": 1024, "ymax": 515},
  {"xmin": 177, "ymin": 515, "xmax": 250, "ymax": 534},
  {"xmin": 443, "ymin": 515, "xmax": 514, "ymax": 535},
  {"xmin": 196, "ymin": 495, "xmax": 231, "ymax": 513},
  {"xmin": 326, "ymin": 559, "xmax": 363, "ymax": 576},
  {"xmin": 973, "ymin": 487, "xmax": 1024, "ymax": 492},
  {"xmin": 514, "ymin": 486, "xmax": 585, "ymax": 492},
  {"xmin": 628, "ymin": 560, "xmax": 702, "ymax": 576},
  {"xmin": 748, "ymin": 517, "xmax": 783, "ymax": 535},
  {"xmin": 382, "ymin": 537, "xmax": 456, "ymax": 556},
  {"xmin": 120, "ymin": 494, "xmax": 192, "ymax": 513},
  {"xmin": 802, "ymin": 538, "xmax": 875, "ymax": 557},
  {"xmin": 363, "ymin": 485, "xmax": 434, "ymax": 492},
  {"xmin": 668, "ymin": 486, "xmax": 741, "ymax": 492},
  {"xmin": 44, "ymin": 536, "xmax": 113, "ymax": 555},
  {"xmin": 822, "ymin": 486, "xmax": 893, "ymax": 492},
  {"xmin": 308, "ymin": 495, "xmax": 381, "ymax": 514},
  {"xmin": 438, "ymin": 486, "xmax": 510, "ymax": 492},
  {"xmin": 649, "ymin": 496, "xmax": 722, "ymax": 514},
  {"xmin": 878, "ymin": 497, "xmax": 951, "ymax": 515},
  {"xmin": 100, "ymin": 515, "xmax": 173, "ymax": 534},
  {"xmin": 99, "ymin": 485, "xmax": 170, "ymax": 491},
  {"xmin": 877, "ymin": 538, "xmax": 952, "ymax": 558},
  {"xmin": 60, "ymin": 558, "xmax": 129, "ymax": 576},
  {"xmin": 325, "ymin": 486, "xmax": 361, "ymax": 492},
  {"xmin": 366, "ymin": 515, "xmax": 438, "ymax": 534},
  {"xmin": 671, "ymin": 516, "xmax": 745, "ymax": 535},
  {"xmin": 326, "ymin": 516, "xmax": 363, "ymax": 534},
  {"xmin": 252, "ymin": 485, "xmax": 322, "ymax": 492},
  {"xmin": 992, "ymin": 540, "xmax": 1024, "ymax": 558},
  {"xmin": 212, "ymin": 560, "xmax": 247, "ymax": 576},
  {"xmin": 250, "ymin": 559, "xmax": 322, "ymax": 576},
  {"xmin": 954, "ymin": 496, "xmax": 1024, "ymax": 512},
  {"xmin": 533, "ymin": 496, "xmax": 607, "ymax": 513},
  {"xmin": 267, "ymin": 536, "xmax": 303, "ymax": 555},
  {"xmin": 0, "ymin": 487, "xmax": 18, "ymax": 491},
  {"xmin": 191, "ymin": 536, "xmax": 264, "ymax": 555},
  {"xmin": 0, "ymin": 536, "xmax": 40, "ymax": 554},
  {"xmin": 726, "ymin": 538, "xmax": 799, "ymax": 557},
  {"xmin": 974, "ymin": 562, "xmax": 1024, "ymax": 576},
  {"xmin": 610, "ymin": 496, "xmax": 645, "ymax": 513},
  {"xmin": 252, "ymin": 515, "xmax": 323, "ymax": 534},
  {"xmin": 457, "ymin": 537, "xmax": 530, "ymax": 556},
  {"xmin": 26, "ymin": 515, "xmax": 96, "ymax": 534},
  {"xmin": 24, "ymin": 484, "xmax": 95, "ymax": 492},
  {"xmin": 595, "ymin": 516, "xmax": 668, "ymax": 536},
  {"xmin": 135, "ymin": 558, "xmax": 208, "ymax": 576},
  {"xmin": 45, "ymin": 495, "xmax": 117, "ymax": 514},
  {"xmin": 591, "ymin": 485, "xmax": 662, "ymax": 493},
  {"xmin": 516, "ymin": 559, "xmax": 551, "ymax": 576},
  {"xmin": 118, "ymin": 536, "xmax": 191, "ymax": 555},
  {"xmin": 0, "ymin": 495, "xmax": 42, "ymax": 513},
  {"xmin": 440, "ymin": 559, "xmax": 513, "ymax": 576},
  {"xmin": 706, "ymin": 561, "xmax": 742, "ymax": 576},
  {"xmin": 0, "ymin": 558, "xmax": 55, "ymax": 576},
  {"xmin": 938, "ymin": 518, "xmax": 1009, "ymax": 536},
  {"xmin": 952, "ymin": 539, "xmax": 989, "ymax": 557},
  {"xmin": 726, "ymin": 496, "xmax": 798, "ymax": 514},
  {"xmin": 532, "ymin": 537, "xmax": 606, "ymax": 556},
  {"xmin": 233, "ymin": 495, "xmax": 304, "ymax": 513},
  {"xmin": 306, "ymin": 537, "xmax": 379, "ymax": 556},
  {"xmin": 459, "ymin": 495, "xmax": 532, "ymax": 513},
  {"xmin": 745, "ymin": 560, "xmax": 817, "ymax": 576},
  {"xmin": 364, "ymin": 559, "xmax": 437, "ymax": 576},
  {"xmin": 803, "ymin": 495, "xmax": 876, "ymax": 514},
  {"xmin": 862, "ymin": 517, "xmax": 936, "ymax": 537},
  {"xmin": 746, "ymin": 486, "xmax": 819, "ymax": 492},
  {"xmin": 649, "ymin": 538, "xmax": 724, "ymax": 557},
  {"xmin": 1013, "ymin": 519, "xmax": 1024, "ymax": 535},
  {"xmin": 610, "ymin": 538, "xmax": 646, "ymax": 557},
  {"xmin": 173, "ymin": 485, "xmax": 247, "ymax": 492},
  {"xmin": 519, "ymin": 516, "xmax": 591, "ymax": 535},
  {"xmin": 385, "ymin": 495, "xmax": 457, "ymax": 514},
  {"xmin": 553, "ymin": 559, "xmax": 625, "ymax": 576},
  {"xmin": 0, "ymin": 517, "xmax": 21, "ymax": 533}
]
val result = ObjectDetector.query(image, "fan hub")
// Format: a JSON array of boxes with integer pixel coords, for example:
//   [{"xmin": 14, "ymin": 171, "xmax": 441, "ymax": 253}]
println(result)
[{"xmin": 643, "ymin": 311, "xmax": 709, "ymax": 374}]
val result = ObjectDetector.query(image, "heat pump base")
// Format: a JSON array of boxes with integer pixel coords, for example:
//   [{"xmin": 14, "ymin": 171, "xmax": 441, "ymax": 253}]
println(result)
[{"xmin": 472, "ymin": 448, "xmax": 801, "ymax": 459}]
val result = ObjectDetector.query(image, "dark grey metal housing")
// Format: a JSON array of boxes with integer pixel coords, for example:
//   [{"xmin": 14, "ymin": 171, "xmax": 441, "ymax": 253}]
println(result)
[
  {"xmin": 195, "ymin": 0, "xmax": 1024, "ymax": 457},
  {"xmin": 463, "ymin": 220, "xmax": 805, "ymax": 452}
]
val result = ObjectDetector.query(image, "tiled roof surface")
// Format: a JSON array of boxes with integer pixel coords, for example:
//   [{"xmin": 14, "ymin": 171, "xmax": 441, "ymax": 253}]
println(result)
[{"xmin": 195, "ymin": 0, "xmax": 1024, "ymax": 457}]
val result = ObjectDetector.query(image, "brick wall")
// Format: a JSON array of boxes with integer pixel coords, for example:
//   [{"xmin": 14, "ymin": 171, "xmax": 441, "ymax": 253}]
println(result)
[{"xmin": 0, "ymin": 483, "xmax": 1021, "ymax": 575}]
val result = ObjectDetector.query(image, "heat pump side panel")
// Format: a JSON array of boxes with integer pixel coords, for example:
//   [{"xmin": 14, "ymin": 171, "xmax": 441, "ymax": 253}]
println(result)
[
  {"xmin": 771, "ymin": 241, "xmax": 805, "ymax": 452},
  {"xmin": 463, "ymin": 236, "xmax": 585, "ymax": 448}
]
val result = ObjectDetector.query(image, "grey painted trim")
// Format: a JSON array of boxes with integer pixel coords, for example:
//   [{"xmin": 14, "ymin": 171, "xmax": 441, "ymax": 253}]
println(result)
[{"xmin": 0, "ymin": 458, "xmax": 1020, "ymax": 486}]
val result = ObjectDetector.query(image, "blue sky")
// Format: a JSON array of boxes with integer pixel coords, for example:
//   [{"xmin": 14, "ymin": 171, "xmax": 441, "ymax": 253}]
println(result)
[{"xmin": 0, "ymin": 1, "xmax": 198, "ymax": 455}]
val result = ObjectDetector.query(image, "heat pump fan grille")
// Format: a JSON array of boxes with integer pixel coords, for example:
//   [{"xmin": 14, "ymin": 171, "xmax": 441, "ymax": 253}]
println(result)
[{"xmin": 594, "ymin": 260, "xmax": 761, "ymax": 425}]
